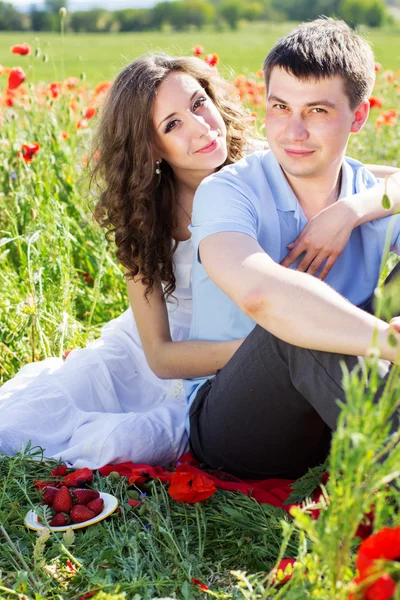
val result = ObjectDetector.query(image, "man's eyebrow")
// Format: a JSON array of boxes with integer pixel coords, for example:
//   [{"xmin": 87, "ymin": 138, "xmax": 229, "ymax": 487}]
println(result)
[
  {"xmin": 157, "ymin": 89, "xmax": 202, "ymax": 130},
  {"xmin": 267, "ymin": 94, "xmax": 336, "ymax": 109}
]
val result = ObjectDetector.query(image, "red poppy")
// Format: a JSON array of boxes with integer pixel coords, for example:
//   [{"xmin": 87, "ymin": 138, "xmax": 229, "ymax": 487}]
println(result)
[
  {"xmin": 204, "ymin": 53, "xmax": 219, "ymax": 67},
  {"xmin": 94, "ymin": 81, "xmax": 111, "ymax": 96},
  {"xmin": 128, "ymin": 469, "xmax": 150, "ymax": 486},
  {"xmin": 50, "ymin": 465, "xmax": 67, "ymax": 476},
  {"xmin": 269, "ymin": 558, "xmax": 296, "ymax": 585},
  {"xmin": 83, "ymin": 106, "xmax": 97, "ymax": 119},
  {"xmin": 65, "ymin": 76, "xmax": 79, "ymax": 90},
  {"xmin": 76, "ymin": 118, "xmax": 88, "ymax": 130},
  {"xmin": 369, "ymin": 97, "xmax": 383, "ymax": 109},
  {"xmin": 79, "ymin": 592, "xmax": 99, "ymax": 600},
  {"xmin": 20, "ymin": 142, "xmax": 40, "ymax": 162},
  {"xmin": 374, "ymin": 62, "xmax": 382, "ymax": 72},
  {"xmin": 127, "ymin": 499, "xmax": 142, "ymax": 508},
  {"xmin": 8, "ymin": 66, "xmax": 26, "ymax": 90},
  {"xmin": 61, "ymin": 131, "xmax": 68, "ymax": 140},
  {"xmin": 49, "ymin": 82, "xmax": 61, "ymax": 99},
  {"xmin": 63, "ymin": 349, "xmax": 74, "ymax": 359},
  {"xmin": 168, "ymin": 469, "xmax": 216, "ymax": 503},
  {"xmin": 192, "ymin": 45, "xmax": 204, "ymax": 57},
  {"xmin": 192, "ymin": 577, "xmax": 209, "ymax": 591},
  {"xmin": 62, "ymin": 467, "xmax": 93, "ymax": 487},
  {"xmin": 10, "ymin": 43, "xmax": 31, "ymax": 56},
  {"xmin": 34, "ymin": 479, "xmax": 54, "ymax": 489},
  {"xmin": 351, "ymin": 527, "xmax": 400, "ymax": 599}
]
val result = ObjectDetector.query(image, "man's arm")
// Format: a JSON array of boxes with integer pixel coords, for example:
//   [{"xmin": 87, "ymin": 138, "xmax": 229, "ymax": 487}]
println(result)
[
  {"xmin": 200, "ymin": 231, "xmax": 399, "ymax": 362},
  {"xmin": 282, "ymin": 172, "xmax": 400, "ymax": 278}
]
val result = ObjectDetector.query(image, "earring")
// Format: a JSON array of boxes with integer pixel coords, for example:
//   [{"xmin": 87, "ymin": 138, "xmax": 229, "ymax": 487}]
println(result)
[{"xmin": 155, "ymin": 160, "xmax": 161, "ymax": 175}]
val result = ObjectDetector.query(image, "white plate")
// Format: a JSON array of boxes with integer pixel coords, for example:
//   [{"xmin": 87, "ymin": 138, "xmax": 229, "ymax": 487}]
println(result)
[{"xmin": 24, "ymin": 491, "xmax": 118, "ymax": 532}]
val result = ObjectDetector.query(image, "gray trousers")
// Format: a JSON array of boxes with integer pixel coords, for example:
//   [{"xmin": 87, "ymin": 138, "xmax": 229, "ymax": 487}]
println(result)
[{"xmin": 189, "ymin": 264, "xmax": 400, "ymax": 480}]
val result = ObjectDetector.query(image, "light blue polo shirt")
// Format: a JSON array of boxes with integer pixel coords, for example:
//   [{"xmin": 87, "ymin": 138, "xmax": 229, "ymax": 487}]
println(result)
[{"xmin": 184, "ymin": 150, "xmax": 400, "ymax": 418}]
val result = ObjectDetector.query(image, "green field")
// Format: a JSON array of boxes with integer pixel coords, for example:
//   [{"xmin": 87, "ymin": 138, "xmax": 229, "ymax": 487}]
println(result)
[{"xmin": 1, "ymin": 23, "xmax": 400, "ymax": 84}]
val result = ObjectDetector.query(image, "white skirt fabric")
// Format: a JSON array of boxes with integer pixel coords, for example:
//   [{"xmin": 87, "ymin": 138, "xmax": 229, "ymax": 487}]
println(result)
[{"xmin": 0, "ymin": 308, "xmax": 190, "ymax": 469}]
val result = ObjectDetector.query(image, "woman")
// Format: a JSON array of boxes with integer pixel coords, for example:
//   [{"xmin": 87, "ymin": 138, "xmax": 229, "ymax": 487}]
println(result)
[{"xmin": 0, "ymin": 54, "xmax": 398, "ymax": 469}]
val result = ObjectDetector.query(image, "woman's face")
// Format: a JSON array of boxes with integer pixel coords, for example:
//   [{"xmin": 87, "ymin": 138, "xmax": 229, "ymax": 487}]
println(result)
[{"xmin": 152, "ymin": 71, "xmax": 227, "ymax": 181}]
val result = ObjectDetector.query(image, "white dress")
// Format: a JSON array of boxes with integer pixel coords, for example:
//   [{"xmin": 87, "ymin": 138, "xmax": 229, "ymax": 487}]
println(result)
[{"xmin": 0, "ymin": 240, "xmax": 193, "ymax": 469}]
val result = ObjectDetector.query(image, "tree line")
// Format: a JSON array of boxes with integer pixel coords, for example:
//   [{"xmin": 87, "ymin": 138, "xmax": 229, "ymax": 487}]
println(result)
[{"xmin": 0, "ymin": 0, "xmax": 392, "ymax": 32}]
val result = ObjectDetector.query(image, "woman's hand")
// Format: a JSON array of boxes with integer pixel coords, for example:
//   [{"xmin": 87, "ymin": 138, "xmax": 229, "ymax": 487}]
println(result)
[
  {"xmin": 281, "ymin": 200, "xmax": 357, "ymax": 280},
  {"xmin": 390, "ymin": 316, "xmax": 400, "ymax": 334}
]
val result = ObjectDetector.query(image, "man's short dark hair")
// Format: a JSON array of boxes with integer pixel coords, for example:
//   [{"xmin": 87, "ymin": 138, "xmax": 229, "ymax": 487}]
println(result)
[{"xmin": 263, "ymin": 17, "xmax": 375, "ymax": 109}]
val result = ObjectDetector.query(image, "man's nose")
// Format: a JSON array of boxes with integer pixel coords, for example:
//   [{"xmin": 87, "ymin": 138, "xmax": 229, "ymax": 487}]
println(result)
[{"xmin": 285, "ymin": 114, "xmax": 309, "ymax": 141}]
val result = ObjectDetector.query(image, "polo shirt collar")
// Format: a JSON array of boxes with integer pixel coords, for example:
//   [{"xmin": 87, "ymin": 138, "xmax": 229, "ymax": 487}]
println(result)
[{"xmin": 262, "ymin": 150, "xmax": 357, "ymax": 212}]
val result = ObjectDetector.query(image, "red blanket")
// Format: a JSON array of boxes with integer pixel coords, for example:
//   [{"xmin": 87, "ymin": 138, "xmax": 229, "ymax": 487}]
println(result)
[{"xmin": 98, "ymin": 452, "xmax": 297, "ymax": 512}]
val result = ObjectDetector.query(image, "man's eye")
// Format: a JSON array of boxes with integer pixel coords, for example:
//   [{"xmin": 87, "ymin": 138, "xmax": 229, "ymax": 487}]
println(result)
[
  {"xmin": 273, "ymin": 104, "xmax": 287, "ymax": 110},
  {"xmin": 165, "ymin": 119, "xmax": 179, "ymax": 133},
  {"xmin": 193, "ymin": 96, "xmax": 207, "ymax": 110},
  {"xmin": 312, "ymin": 107, "xmax": 327, "ymax": 114}
]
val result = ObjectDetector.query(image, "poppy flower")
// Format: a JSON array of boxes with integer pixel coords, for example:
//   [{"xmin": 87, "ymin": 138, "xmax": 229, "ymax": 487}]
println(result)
[
  {"xmin": 83, "ymin": 106, "xmax": 97, "ymax": 119},
  {"xmin": 50, "ymin": 465, "xmax": 68, "ymax": 476},
  {"xmin": 19, "ymin": 142, "xmax": 40, "ymax": 162},
  {"xmin": 192, "ymin": 45, "xmax": 204, "ymax": 57},
  {"xmin": 269, "ymin": 558, "xmax": 296, "ymax": 585},
  {"xmin": 49, "ymin": 82, "xmax": 61, "ymax": 99},
  {"xmin": 204, "ymin": 53, "xmax": 219, "ymax": 67},
  {"xmin": 8, "ymin": 66, "xmax": 26, "ymax": 90},
  {"xmin": 374, "ymin": 62, "xmax": 382, "ymax": 72},
  {"xmin": 10, "ymin": 43, "xmax": 31, "ymax": 56},
  {"xmin": 61, "ymin": 131, "xmax": 68, "ymax": 140},
  {"xmin": 76, "ymin": 118, "xmax": 88, "ymax": 130},
  {"xmin": 192, "ymin": 578, "xmax": 209, "ymax": 591},
  {"xmin": 128, "ymin": 469, "xmax": 150, "ymax": 486},
  {"xmin": 369, "ymin": 97, "xmax": 383, "ymax": 109},
  {"xmin": 168, "ymin": 469, "xmax": 216, "ymax": 503},
  {"xmin": 65, "ymin": 76, "xmax": 79, "ymax": 89},
  {"xmin": 127, "ymin": 499, "xmax": 142, "ymax": 508},
  {"xmin": 62, "ymin": 467, "xmax": 93, "ymax": 487},
  {"xmin": 94, "ymin": 81, "xmax": 111, "ymax": 96},
  {"xmin": 351, "ymin": 526, "xmax": 400, "ymax": 599},
  {"xmin": 79, "ymin": 591, "xmax": 99, "ymax": 600}
]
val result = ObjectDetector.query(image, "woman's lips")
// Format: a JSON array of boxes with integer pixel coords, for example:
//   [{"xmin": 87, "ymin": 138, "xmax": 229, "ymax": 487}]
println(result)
[{"xmin": 196, "ymin": 138, "xmax": 218, "ymax": 153}]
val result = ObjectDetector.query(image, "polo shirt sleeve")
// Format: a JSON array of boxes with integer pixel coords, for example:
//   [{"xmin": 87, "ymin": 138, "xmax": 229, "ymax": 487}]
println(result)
[{"xmin": 189, "ymin": 173, "xmax": 259, "ymax": 257}]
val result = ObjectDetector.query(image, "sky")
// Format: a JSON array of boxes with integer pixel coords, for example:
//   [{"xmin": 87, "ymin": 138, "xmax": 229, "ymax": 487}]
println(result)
[{"xmin": 9, "ymin": 0, "xmax": 158, "ymax": 10}]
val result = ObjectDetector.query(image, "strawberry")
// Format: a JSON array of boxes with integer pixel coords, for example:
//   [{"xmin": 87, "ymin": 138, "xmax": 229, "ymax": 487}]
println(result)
[
  {"xmin": 49, "ymin": 513, "xmax": 70, "ymax": 527},
  {"xmin": 42, "ymin": 486, "xmax": 59, "ymax": 506},
  {"xmin": 87, "ymin": 498, "xmax": 104, "ymax": 516},
  {"xmin": 53, "ymin": 486, "xmax": 73, "ymax": 513},
  {"xmin": 70, "ymin": 505, "xmax": 95, "ymax": 524},
  {"xmin": 72, "ymin": 489, "xmax": 99, "ymax": 505}
]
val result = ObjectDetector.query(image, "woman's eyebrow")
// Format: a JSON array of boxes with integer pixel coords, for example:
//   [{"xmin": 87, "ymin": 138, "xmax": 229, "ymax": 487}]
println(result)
[{"xmin": 157, "ymin": 89, "xmax": 203, "ymax": 129}]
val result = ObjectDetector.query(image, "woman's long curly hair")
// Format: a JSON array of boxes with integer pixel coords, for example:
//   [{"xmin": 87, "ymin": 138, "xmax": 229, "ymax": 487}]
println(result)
[{"xmin": 91, "ymin": 53, "xmax": 254, "ymax": 299}]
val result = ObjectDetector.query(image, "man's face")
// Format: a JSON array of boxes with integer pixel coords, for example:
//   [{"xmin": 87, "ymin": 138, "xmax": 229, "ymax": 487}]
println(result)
[{"xmin": 265, "ymin": 67, "xmax": 369, "ymax": 181}]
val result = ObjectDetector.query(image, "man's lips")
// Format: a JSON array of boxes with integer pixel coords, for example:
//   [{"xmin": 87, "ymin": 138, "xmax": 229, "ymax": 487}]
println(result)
[
  {"xmin": 196, "ymin": 137, "xmax": 218, "ymax": 153},
  {"xmin": 283, "ymin": 148, "xmax": 316, "ymax": 158}
]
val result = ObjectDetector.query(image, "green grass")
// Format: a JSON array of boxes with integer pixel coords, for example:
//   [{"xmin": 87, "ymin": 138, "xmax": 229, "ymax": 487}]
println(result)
[{"xmin": 1, "ymin": 22, "xmax": 400, "ymax": 85}]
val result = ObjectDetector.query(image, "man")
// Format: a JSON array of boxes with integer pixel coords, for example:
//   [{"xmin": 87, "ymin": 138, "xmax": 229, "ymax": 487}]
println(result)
[{"xmin": 184, "ymin": 18, "xmax": 400, "ymax": 480}]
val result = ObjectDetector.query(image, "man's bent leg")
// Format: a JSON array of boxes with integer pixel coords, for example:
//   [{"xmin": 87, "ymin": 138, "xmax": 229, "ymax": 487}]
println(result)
[{"xmin": 189, "ymin": 326, "xmax": 392, "ymax": 480}]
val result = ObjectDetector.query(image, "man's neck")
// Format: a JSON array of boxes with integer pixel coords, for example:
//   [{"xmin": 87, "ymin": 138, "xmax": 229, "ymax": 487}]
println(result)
[{"xmin": 283, "ymin": 164, "xmax": 343, "ymax": 221}]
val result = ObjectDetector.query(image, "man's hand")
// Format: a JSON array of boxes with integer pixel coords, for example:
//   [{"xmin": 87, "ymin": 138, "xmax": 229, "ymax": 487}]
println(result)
[{"xmin": 281, "ymin": 201, "xmax": 356, "ymax": 280}]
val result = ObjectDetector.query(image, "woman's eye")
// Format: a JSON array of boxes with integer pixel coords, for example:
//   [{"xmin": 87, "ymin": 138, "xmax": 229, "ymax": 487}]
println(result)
[
  {"xmin": 193, "ymin": 96, "xmax": 207, "ymax": 110},
  {"xmin": 165, "ymin": 119, "xmax": 179, "ymax": 133},
  {"xmin": 273, "ymin": 104, "xmax": 287, "ymax": 110}
]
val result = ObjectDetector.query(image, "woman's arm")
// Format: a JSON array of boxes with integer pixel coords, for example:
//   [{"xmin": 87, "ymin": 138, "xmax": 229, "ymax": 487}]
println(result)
[
  {"xmin": 126, "ymin": 275, "xmax": 243, "ymax": 380},
  {"xmin": 281, "ymin": 171, "xmax": 400, "ymax": 279}
]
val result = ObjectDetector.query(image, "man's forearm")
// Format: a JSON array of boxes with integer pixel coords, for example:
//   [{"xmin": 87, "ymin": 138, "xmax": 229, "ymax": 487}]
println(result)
[
  {"xmin": 345, "ymin": 172, "xmax": 400, "ymax": 226},
  {"xmin": 240, "ymin": 255, "xmax": 399, "ymax": 363}
]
